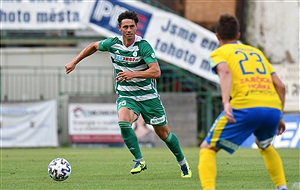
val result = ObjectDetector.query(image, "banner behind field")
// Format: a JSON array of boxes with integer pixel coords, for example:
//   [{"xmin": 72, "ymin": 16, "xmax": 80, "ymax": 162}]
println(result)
[
  {"xmin": 68, "ymin": 103, "xmax": 122, "ymax": 143},
  {"xmin": 272, "ymin": 64, "xmax": 300, "ymax": 112},
  {"xmin": 1, "ymin": 0, "xmax": 219, "ymax": 84},
  {"xmin": 0, "ymin": 100, "xmax": 58, "ymax": 147},
  {"xmin": 1, "ymin": 0, "xmax": 298, "ymax": 112}
]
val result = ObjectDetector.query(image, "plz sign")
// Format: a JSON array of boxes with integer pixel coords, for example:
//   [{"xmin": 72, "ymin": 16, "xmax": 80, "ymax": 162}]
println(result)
[{"xmin": 273, "ymin": 121, "xmax": 300, "ymax": 148}]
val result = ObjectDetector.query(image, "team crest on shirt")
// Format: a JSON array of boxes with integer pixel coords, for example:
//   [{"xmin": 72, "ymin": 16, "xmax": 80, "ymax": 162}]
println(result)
[{"xmin": 133, "ymin": 51, "xmax": 137, "ymax": 57}]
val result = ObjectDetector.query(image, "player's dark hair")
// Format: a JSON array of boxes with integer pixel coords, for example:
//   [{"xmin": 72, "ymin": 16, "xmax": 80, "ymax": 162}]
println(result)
[
  {"xmin": 215, "ymin": 13, "xmax": 240, "ymax": 40},
  {"xmin": 118, "ymin": 11, "xmax": 139, "ymax": 26}
]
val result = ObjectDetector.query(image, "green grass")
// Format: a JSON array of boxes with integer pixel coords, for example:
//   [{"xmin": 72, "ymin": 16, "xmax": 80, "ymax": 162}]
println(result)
[{"xmin": 1, "ymin": 147, "xmax": 299, "ymax": 190}]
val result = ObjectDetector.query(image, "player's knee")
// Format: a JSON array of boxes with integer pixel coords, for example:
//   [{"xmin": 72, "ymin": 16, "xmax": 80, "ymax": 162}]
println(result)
[
  {"xmin": 119, "ymin": 121, "xmax": 132, "ymax": 133},
  {"xmin": 200, "ymin": 140, "xmax": 210, "ymax": 148},
  {"xmin": 256, "ymin": 137, "xmax": 273, "ymax": 150},
  {"xmin": 156, "ymin": 130, "xmax": 169, "ymax": 139},
  {"xmin": 153, "ymin": 126, "xmax": 169, "ymax": 139},
  {"xmin": 200, "ymin": 141, "xmax": 220, "ymax": 152}
]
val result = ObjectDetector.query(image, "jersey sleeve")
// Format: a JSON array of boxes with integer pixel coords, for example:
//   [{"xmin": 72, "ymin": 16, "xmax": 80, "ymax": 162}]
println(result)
[
  {"xmin": 98, "ymin": 37, "xmax": 116, "ymax": 51},
  {"xmin": 210, "ymin": 49, "xmax": 226, "ymax": 74},
  {"xmin": 139, "ymin": 40, "xmax": 158, "ymax": 64}
]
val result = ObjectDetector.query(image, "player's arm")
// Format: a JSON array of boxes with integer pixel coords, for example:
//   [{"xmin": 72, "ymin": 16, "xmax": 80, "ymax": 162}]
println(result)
[
  {"xmin": 271, "ymin": 73, "xmax": 286, "ymax": 135},
  {"xmin": 131, "ymin": 62, "xmax": 161, "ymax": 79},
  {"xmin": 216, "ymin": 62, "xmax": 236, "ymax": 123},
  {"xmin": 116, "ymin": 41, "xmax": 161, "ymax": 82},
  {"xmin": 116, "ymin": 62, "xmax": 161, "ymax": 82},
  {"xmin": 65, "ymin": 41, "xmax": 99, "ymax": 74},
  {"xmin": 272, "ymin": 73, "xmax": 286, "ymax": 110}
]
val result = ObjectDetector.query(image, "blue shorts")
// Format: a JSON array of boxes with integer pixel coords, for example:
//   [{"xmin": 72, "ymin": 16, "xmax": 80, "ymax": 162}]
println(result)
[{"xmin": 205, "ymin": 107, "xmax": 282, "ymax": 154}]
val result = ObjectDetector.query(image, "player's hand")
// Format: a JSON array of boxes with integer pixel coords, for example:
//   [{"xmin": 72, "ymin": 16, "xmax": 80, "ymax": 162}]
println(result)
[
  {"xmin": 276, "ymin": 119, "xmax": 286, "ymax": 135},
  {"xmin": 65, "ymin": 62, "xmax": 76, "ymax": 74},
  {"xmin": 224, "ymin": 102, "xmax": 236, "ymax": 123},
  {"xmin": 116, "ymin": 72, "xmax": 134, "ymax": 82}
]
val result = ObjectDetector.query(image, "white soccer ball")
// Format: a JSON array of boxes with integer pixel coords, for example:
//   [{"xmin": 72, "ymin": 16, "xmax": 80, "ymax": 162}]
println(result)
[{"xmin": 48, "ymin": 158, "xmax": 72, "ymax": 181}]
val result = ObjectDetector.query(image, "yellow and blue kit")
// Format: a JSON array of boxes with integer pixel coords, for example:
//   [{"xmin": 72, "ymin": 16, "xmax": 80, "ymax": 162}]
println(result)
[{"xmin": 207, "ymin": 42, "xmax": 283, "ymax": 153}]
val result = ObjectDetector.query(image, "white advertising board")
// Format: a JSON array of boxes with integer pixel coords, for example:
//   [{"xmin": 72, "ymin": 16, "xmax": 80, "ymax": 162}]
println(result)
[
  {"xmin": 1, "ymin": 100, "xmax": 58, "ymax": 147},
  {"xmin": 273, "ymin": 64, "xmax": 300, "ymax": 112},
  {"xmin": 68, "ymin": 103, "xmax": 122, "ymax": 143}
]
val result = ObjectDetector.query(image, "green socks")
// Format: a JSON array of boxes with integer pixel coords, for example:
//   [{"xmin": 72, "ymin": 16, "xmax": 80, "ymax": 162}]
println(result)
[
  {"xmin": 119, "ymin": 122, "xmax": 184, "ymax": 163},
  {"xmin": 119, "ymin": 121, "xmax": 142, "ymax": 160},
  {"xmin": 163, "ymin": 132, "xmax": 185, "ymax": 162}
]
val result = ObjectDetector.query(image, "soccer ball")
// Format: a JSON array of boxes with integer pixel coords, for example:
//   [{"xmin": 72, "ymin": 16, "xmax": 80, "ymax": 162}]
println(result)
[{"xmin": 48, "ymin": 158, "xmax": 72, "ymax": 181}]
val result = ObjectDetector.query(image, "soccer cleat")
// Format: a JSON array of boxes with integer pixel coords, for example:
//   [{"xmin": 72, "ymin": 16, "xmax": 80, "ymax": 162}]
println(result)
[
  {"xmin": 276, "ymin": 186, "xmax": 288, "ymax": 190},
  {"xmin": 179, "ymin": 161, "xmax": 192, "ymax": 178},
  {"xmin": 130, "ymin": 160, "xmax": 147, "ymax": 174}
]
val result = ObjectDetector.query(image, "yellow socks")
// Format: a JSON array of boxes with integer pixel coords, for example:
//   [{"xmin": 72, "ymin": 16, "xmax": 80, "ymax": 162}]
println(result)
[
  {"xmin": 199, "ymin": 148, "xmax": 217, "ymax": 190},
  {"xmin": 198, "ymin": 145, "xmax": 286, "ymax": 190},
  {"xmin": 259, "ymin": 145, "xmax": 287, "ymax": 187}
]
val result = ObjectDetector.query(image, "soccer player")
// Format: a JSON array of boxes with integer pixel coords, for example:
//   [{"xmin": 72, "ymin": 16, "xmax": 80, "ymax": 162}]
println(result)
[
  {"xmin": 198, "ymin": 14, "xmax": 287, "ymax": 190},
  {"xmin": 65, "ymin": 10, "xmax": 191, "ymax": 178}
]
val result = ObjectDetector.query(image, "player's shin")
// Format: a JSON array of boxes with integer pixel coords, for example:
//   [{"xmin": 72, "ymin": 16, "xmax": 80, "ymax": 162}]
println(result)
[
  {"xmin": 258, "ymin": 145, "xmax": 287, "ymax": 188},
  {"xmin": 119, "ymin": 121, "xmax": 143, "ymax": 159},
  {"xmin": 199, "ymin": 148, "xmax": 217, "ymax": 190},
  {"xmin": 162, "ymin": 132, "xmax": 185, "ymax": 162}
]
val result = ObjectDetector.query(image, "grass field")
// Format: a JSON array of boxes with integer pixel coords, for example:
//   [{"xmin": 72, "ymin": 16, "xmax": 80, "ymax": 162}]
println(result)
[{"xmin": 1, "ymin": 147, "xmax": 299, "ymax": 190}]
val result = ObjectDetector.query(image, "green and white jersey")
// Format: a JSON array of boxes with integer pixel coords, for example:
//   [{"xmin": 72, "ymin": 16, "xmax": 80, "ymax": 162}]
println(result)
[{"xmin": 98, "ymin": 35, "xmax": 159, "ymax": 101}]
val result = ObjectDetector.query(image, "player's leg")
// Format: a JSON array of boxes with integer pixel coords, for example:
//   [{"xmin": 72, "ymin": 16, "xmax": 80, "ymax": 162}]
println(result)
[
  {"xmin": 198, "ymin": 109, "xmax": 255, "ymax": 190},
  {"xmin": 141, "ymin": 98, "xmax": 192, "ymax": 178},
  {"xmin": 153, "ymin": 124, "xmax": 192, "ymax": 178},
  {"xmin": 198, "ymin": 113, "xmax": 227, "ymax": 190},
  {"xmin": 199, "ymin": 141, "xmax": 220, "ymax": 190},
  {"xmin": 117, "ymin": 98, "xmax": 146, "ymax": 174},
  {"xmin": 258, "ymin": 145, "xmax": 287, "ymax": 190},
  {"xmin": 254, "ymin": 108, "xmax": 287, "ymax": 190}
]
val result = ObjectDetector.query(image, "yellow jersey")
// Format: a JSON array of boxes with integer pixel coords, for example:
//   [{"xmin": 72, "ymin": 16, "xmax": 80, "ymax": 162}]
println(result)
[{"xmin": 210, "ymin": 42, "xmax": 282, "ymax": 110}]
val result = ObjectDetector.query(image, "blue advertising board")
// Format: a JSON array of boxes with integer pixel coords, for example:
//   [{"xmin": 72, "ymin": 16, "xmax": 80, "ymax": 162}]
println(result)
[
  {"xmin": 241, "ymin": 114, "xmax": 300, "ymax": 148},
  {"xmin": 89, "ymin": 0, "xmax": 152, "ymax": 38}
]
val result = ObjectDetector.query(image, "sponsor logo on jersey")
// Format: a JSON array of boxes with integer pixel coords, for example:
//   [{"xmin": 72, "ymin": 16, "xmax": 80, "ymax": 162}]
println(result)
[
  {"xmin": 112, "ymin": 54, "xmax": 139, "ymax": 63},
  {"xmin": 90, "ymin": 0, "xmax": 152, "ymax": 38}
]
